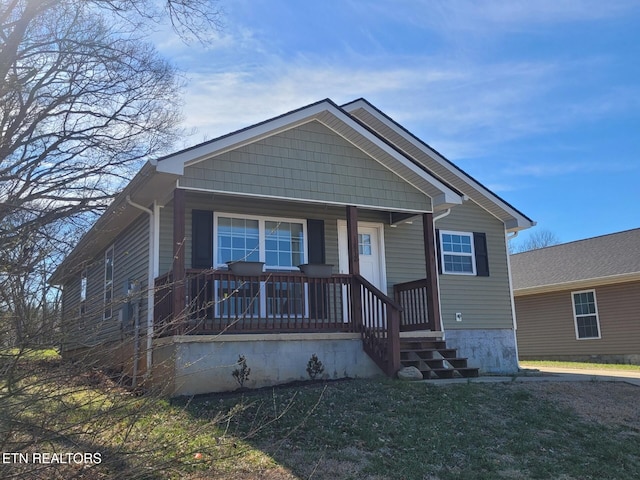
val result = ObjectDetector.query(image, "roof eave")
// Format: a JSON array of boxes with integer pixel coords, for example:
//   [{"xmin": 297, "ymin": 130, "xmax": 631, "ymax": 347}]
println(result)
[
  {"xmin": 50, "ymin": 162, "xmax": 179, "ymax": 284},
  {"xmin": 342, "ymin": 98, "xmax": 535, "ymax": 231}
]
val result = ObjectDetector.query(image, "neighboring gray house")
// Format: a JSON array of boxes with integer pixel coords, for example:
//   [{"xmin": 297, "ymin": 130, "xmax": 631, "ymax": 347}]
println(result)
[
  {"xmin": 51, "ymin": 98, "xmax": 534, "ymax": 395},
  {"xmin": 511, "ymin": 228, "xmax": 640, "ymax": 363}
]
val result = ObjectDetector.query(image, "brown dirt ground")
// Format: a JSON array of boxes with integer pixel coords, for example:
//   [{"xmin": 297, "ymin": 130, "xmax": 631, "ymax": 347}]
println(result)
[{"xmin": 516, "ymin": 381, "xmax": 640, "ymax": 430}]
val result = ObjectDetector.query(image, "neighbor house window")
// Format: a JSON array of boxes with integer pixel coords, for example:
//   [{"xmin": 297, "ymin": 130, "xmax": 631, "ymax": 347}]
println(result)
[
  {"xmin": 439, "ymin": 230, "xmax": 476, "ymax": 275},
  {"xmin": 104, "ymin": 246, "xmax": 114, "ymax": 320},
  {"xmin": 572, "ymin": 290, "xmax": 601, "ymax": 339}
]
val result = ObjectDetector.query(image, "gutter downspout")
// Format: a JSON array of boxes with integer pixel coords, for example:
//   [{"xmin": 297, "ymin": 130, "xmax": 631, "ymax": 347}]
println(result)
[
  {"xmin": 505, "ymin": 229, "xmax": 520, "ymax": 371},
  {"xmin": 433, "ymin": 209, "xmax": 451, "ymax": 223},
  {"xmin": 126, "ymin": 196, "xmax": 155, "ymax": 385},
  {"xmin": 432, "ymin": 209, "xmax": 451, "ymax": 338}
]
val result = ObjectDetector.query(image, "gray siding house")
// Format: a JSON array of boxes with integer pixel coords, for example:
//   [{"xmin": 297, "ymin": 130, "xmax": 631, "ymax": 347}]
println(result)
[
  {"xmin": 511, "ymin": 228, "xmax": 640, "ymax": 363},
  {"xmin": 51, "ymin": 98, "xmax": 534, "ymax": 395}
]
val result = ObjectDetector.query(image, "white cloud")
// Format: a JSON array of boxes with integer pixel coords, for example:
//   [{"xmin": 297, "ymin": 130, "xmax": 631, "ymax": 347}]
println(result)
[
  {"xmin": 178, "ymin": 55, "xmax": 636, "ymax": 161},
  {"xmin": 504, "ymin": 159, "xmax": 638, "ymax": 178},
  {"xmin": 179, "ymin": 63, "xmax": 429, "ymax": 138},
  {"xmin": 164, "ymin": 0, "xmax": 639, "ymax": 167}
]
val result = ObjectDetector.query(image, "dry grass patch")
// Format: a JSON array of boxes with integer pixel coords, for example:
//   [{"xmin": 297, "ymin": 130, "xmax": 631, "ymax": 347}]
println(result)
[{"xmin": 3, "ymin": 351, "xmax": 640, "ymax": 479}]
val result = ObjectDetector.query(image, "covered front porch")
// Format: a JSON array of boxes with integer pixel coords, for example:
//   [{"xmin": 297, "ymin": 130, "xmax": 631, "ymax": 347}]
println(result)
[{"xmin": 153, "ymin": 189, "xmax": 443, "ymax": 377}]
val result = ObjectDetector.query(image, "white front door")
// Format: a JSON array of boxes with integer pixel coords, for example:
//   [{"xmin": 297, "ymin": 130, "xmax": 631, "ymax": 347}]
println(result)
[{"xmin": 337, "ymin": 221, "xmax": 386, "ymax": 292}]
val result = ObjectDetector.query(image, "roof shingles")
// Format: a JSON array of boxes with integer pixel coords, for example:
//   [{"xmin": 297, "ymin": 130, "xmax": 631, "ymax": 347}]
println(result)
[{"xmin": 510, "ymin": 228, "xmax": 640, "ymax": 291}]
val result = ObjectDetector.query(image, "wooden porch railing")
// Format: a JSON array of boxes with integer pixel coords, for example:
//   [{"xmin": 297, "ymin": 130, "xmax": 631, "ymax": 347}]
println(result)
[
  {"xmin": 354, "ymin": 274, "xmax": 401, "ymax": 377},
  {"xmin": 154, "ymin": 269, "xmax": 356, "ymax": 335},
  {"xmin": 153, "ymin": 269, "xmax": 404, "ymax": 377},
  {"xmin": 153, "ymin": 271, "xmax": 174, "ymax": 336},
  {"xmin": 393, "ymin": 278, "xmax": 431, "ymax": 331}
]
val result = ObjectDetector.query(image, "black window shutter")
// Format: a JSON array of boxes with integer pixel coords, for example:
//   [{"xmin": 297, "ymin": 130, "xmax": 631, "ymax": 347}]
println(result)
[
  {"xmin": 307, "ymin": 219, "xmax": 325, "ymax": 264},
  {"xmin": 306, "ymin": 219, "xmax": 327, "ymax": 320},
  {"xmin": 435, "ymin": 228, "xmax": 442, "ymax": 275},
  {"xmin": 473, "ymin": 232, "xmax": 490, "ymax": 277},
  {"xmin": 192, "ymin": 210, "xmax": 213, "ymax": 269}
]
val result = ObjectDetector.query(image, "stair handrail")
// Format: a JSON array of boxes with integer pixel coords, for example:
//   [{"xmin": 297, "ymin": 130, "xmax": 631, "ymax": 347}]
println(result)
[{"xmin": 353, "ymin": 274, "xmax": 402, "ymax": 377}]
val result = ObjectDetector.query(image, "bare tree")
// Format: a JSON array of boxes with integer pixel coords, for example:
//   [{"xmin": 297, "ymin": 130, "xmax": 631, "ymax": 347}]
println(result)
[
  {"xmin": 0, "ymin": 2, "xmax": 255, "ymax": 479},
  {"xmin": 510, "ymin": 229, "xmax": 561, "ymax": 254},
  {"xmin": 0, "ymin": 0, "xmax": 222, "ymax": 345}
]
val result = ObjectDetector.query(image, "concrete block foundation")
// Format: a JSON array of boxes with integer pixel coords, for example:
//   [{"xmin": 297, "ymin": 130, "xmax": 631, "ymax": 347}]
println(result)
[
  {"xmin": 151, "ymin": 333, "xmax": 384, "ymax": 396},
  {"xmin": 445, "ymin": 329, "xmax": 519, "ymax": 375}
]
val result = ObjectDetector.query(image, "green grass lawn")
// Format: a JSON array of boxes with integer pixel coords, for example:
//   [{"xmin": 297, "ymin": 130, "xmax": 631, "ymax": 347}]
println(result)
[
  {"xmin": 2, "ymin": 351, "xmax": 639, "ymax": 479},
  {"xmin": 206, "ymin": 379, "xmax": 640, "ymax": 479},
  {"xmin": 521, "ymin": 360, "xmax": 640, "ymax": 372}
]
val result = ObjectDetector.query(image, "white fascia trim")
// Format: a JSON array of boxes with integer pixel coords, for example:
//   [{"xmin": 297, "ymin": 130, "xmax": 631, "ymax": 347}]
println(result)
[
  {"xmin": 177, "ymin": 184, "xmax": 432, "ymax": 214},
  {"xmin": 343, "ymin": 99, "xmax": 533, "ymax": 229},
  {"xmin": 513, "ymin": 272, "xmax": 640, "ymax": 297}
]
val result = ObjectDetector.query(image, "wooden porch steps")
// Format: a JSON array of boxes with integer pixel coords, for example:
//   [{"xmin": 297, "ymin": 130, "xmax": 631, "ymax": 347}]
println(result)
[{"xmin": 399, "ymin": 337, "xmax": 479, "ymax": 379}]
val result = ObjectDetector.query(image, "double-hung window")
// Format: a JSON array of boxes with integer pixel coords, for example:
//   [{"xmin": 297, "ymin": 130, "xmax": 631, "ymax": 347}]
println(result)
[
  {"xmin": 104, "ymin": 246, "xmax": 114, "ymax": 320},
  {"xmin": 217, "ymin": 216, "xmax": 261, "ymax": 264},
  {"xmin": 572, "ymin": 290, "xmax": 601, "ymax": 339},
  {"xmin": 439, "ymin": 230, "xmax": 476, "ymax": 275},
  {"xmin": 214, "ymin": 214, "xmax": 307, "ymax": 317},
  {"xmin": 215, "ymin": 214, "xmax": 305, "ymax": 269}
]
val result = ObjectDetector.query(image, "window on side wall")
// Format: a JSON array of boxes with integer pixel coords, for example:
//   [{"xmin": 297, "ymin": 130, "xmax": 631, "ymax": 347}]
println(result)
[
  {"xmin": 104, "ymin": 246, "xmax": 114, "ymax": 320},
  {"xmin": 439, "ymin": 230, "xmax": 476, "ymax": 275},
  {"xmin": 572, "ymin": 290, "xmax": 601, "ymax": 339}
]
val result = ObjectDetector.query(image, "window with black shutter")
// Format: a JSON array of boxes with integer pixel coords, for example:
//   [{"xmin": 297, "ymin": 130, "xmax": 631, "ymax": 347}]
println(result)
[{"xmin": 436, "ymin": 229, "xmax": 490, "ymax": 277}]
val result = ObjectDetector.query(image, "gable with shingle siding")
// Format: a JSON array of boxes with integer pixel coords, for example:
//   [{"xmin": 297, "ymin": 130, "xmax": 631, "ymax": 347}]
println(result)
[{"xmin": 180, "ymin": 121, "xmax": 431, "ymax": 212}]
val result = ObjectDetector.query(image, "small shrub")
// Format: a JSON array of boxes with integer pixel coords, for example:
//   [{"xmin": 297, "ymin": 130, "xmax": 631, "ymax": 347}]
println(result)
[
  {"xmin": 232, "ymin": 355, "xmax": 251, "ymax": 389},
  {"xmin": 306, "ymin": 353, "xmax": 325, "ymax": 380}
]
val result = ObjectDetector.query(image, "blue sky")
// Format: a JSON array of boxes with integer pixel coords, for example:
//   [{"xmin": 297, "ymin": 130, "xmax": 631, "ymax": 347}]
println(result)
[{"xmin": 156, "ymin": 0, "xmax": 640, "ymax": 246}]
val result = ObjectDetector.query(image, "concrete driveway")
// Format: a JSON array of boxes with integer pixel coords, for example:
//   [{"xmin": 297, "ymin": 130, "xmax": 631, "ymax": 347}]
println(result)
[
  {"xmin": 422, "ymin": 364, "xmax": 640, "ymax": 387},
  {"xmin": 518, "ymin": 364, "xmax": 640, "ymax": 387}
]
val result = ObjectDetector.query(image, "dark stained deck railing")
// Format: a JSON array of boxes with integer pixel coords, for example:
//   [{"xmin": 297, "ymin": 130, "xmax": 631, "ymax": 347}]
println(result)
[
  {"xmin": 354, "ymin": 274, "xmax": 401, "ymax": 376},
  {"xmin": 393, "ymin": 278, "xmax": 431, "ymax": 331},
  {"xmin": 153, "ymin": 269, "xmax": 405, "ymax": 377},
  {"xmin": 153, "ymin": 271, "xmax": 174, "ymax": 336},
  {"xmin": 185, "ymin": 269, "xmax": 354, "ymax": 334},
  {"xmin": 155, "ymin": 269, "xmax": 356, "ymax": 335}
]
